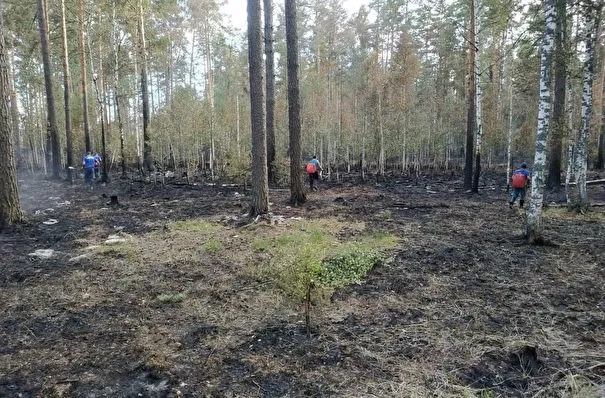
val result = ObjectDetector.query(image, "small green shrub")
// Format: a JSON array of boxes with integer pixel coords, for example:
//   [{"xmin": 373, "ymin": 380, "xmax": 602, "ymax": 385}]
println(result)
[
  {"xmin": 318, "ymin": 249, "xmax": 383, "ymax": 288},
  {"xmin": 248, "ymin": 219, "xmax": 397, "ymax": 301}
]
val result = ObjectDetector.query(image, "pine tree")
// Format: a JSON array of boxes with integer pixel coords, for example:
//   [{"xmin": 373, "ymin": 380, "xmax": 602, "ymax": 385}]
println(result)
[
  {"xmin": 286, "ymin": 0, "xmax": 306, "ymax": 205},
  {"xmin": 248, "ymin": 0, "xmax": 269, "ymax": 216},
  {"xmin": 0, "ymin": 8, "xmax": 22, "ymax": 229}
]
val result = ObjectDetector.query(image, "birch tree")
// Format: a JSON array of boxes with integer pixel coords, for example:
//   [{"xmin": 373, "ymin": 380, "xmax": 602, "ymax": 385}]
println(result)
[
  {"xmin": 572, "ymin": 0, "xmax": 603, "ymax": 212},
  {"xmin": 526, "ymin": 0, "xmax": 556, "ymax": 243}
]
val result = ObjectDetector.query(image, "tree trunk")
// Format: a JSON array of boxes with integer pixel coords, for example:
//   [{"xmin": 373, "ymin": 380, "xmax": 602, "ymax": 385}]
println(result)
[
  {"xmin": 472, "ymin": 47, "xmax": 483, "ymax": 193},
  {"xmin": 7, "ymin": 49, "xmax": 21, "ymax": 167},
  {"xmin": 506, "ymin": 80, "xmax": 514, "ymax": 192},
  {"xmin": 113, "ymin": 0, "xmax": 126, "ymax": 178},
  {"xmin": 0, "ymin": 12, "xmax": 22, "ymax": 229},
  {"xmin": 60, "ymin": 0, "xmax": 74, "ymax": 182},
  {"xmin": 247, "ymin": 0, "xmax": 268, "ymax": 216},
  {"xmin": 546, "ymin": 0, "xmax": 567, "ymax": 190},
  {"xmin": 378, "ymin": 91, "xmax": 385, "ymax": 176},
  {"xmin": 37, "ymin": 0, "xmax": 62, "ymax": 178},
  {"xmin": 138, "ymin": 0, "xmax": 153, "ymax": 172},
  {"xmin": 572, "ymin": 1, "xmax": 602, "ymax": 212},
  {"xmin": 133, "ymin": 36, "xmax": 142, "ymax": 169},
  {"xmin": 96, "ymin": 27, "xmax": 109, "ymax": 183},
  {"xmin": 77, "ymin": 0, "xmax": 91, "ymax": 153},
  {"xmin": 597, "ymin": 44, "xmax": 605, "ymax": 170},
  {"xmin": 526, "ymin": 0, "xmax": 556, "ymax": 243},
  {"xmin": 286, "ymin": 0, "xmax": 305, "ymax": 205},
  {"xmin": 464, "ymin": 0, "xmax": 476, "ymax": 191},
  {"xmin": 264, "ymin": 0, "xmax": 276, "ymax": 185}
]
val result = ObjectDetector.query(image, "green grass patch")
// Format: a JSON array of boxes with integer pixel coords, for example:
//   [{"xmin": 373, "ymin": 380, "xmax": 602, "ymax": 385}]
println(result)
[
  {"xmin": 156, "ymin": 292, "xmax": 186, "ymax": 304},
  {"xmin": 172, "ymin": 219, "xmax": 219, "ymax": 234},
  {"xmin": 204, "ymin": 239, "xmax": 222, "ymax": 253},
  {"xmin": 97, "ymin": 241, "xmax": 139, "ymax": 260}
]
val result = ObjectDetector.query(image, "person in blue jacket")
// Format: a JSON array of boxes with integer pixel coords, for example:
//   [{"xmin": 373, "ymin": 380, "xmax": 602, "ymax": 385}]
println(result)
[
  {"xmin": 510, "ymin": 162, "xmax": 531, "ymax": 208},
  {"xmin": 82, "ymin": 152, "xmax": 95, "ymax": 187}
]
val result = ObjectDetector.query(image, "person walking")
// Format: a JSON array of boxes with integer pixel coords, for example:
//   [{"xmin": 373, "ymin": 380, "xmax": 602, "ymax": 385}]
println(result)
[
  {"xmin": 93, "ymin": 152, "xmax": 102, "ymax": 180},
  {"xmin": 82, "ymin": 152, "xmax": 95, "ymax": 188},
  {"xmin": 510, "ymin": 162, "xmax": 531, "ymax": 208},
  {"xmin": 306, "ymin": 155, "xmax": 322, "ymax": 191}
]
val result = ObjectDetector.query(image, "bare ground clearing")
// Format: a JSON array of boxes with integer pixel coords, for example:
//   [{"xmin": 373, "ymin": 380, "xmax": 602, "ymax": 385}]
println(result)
[{"xmin": 1, "ymin": 172, "xmax": 604, "ymax": 397}]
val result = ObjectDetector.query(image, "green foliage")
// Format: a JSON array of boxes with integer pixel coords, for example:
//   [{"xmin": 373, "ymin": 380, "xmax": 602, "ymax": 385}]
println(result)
[
  {"xmin": 249, "ymin": 219, "xmax": 397, "ymax": 301},
  {"xmin": 224, "ymin": 148, "xmax": 251, "ymax": 186},
  {"xmin": 318, "ymin": 249, "xmax": 383, "ymax": 288},
  {"xmin": 156, "ymin": 292, "xmax": 186, "ymax": 304}
]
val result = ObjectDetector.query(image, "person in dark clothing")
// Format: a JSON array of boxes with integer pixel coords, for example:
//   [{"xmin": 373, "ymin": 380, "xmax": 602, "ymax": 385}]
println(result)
[{"xmin": 82, "ymin": 152, "xmax": 95, "ymax": 188}]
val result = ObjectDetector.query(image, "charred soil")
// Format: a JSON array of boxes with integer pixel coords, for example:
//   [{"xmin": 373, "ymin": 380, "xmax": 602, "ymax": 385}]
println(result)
[{"xmin": 1, "ymin": 172, "xmax": 604, "ymax": 397}]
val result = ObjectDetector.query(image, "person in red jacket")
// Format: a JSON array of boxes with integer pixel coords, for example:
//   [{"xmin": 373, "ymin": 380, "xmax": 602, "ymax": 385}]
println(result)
[
  {"xmin": 306, "ymin": 155, "xmax": 322, "ymax": 191},
  {"xmin": 510, "ymin": 162, "xmax": 531, "ymax": 208}
]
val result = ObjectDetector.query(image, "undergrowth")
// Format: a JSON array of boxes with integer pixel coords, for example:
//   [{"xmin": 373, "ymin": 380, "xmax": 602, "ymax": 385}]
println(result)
[{"xmin": 248, "ymin": 218, "xmax": 398, "ymax": 301}]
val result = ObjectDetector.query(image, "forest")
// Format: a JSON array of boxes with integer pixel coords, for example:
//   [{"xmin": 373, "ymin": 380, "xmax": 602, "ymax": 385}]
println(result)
[{"xmin": 0, "ymin": 0, "xmax": 604, "ymax": 396}]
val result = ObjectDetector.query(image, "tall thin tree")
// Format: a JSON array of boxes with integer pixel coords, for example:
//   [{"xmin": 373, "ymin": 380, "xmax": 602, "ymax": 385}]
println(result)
[
  {"xmin": 472, "ymin": 47, "xmax": 483, "ymax": 193},
  {"xmin": 546, "ymin": 0, "xmax": 568, "ymax": 189},
  {"xmin": 113, "ymin": 0, "xmax": 126, "ymax": 178},
  {"xmin": 60, "ymin": 0, "xmax": 74, "ymax": 182},
  {"xmin": 0, "ymin": 5, "xmax": 22, "ymax": 228},
  {"xmin": 286, "ymin": 0, "xmax": 306, "ymax": 205},
  {"xmin": 7, "ymin": 49, "xmax": 20, "ymax": 167},
  {"xmin": 264, "ymin": 0, "xmax": 276, "ymax": 185},
  {"xmin": 572, "ymin": 0, "xmax": 603, "ymax": 212},
  {"xmin": 526, "ymin": 0, "xmax": 556, "ymax": 243},
  {"xmin": 37, "ymin": 0, "xmax": 61, "ymax": 178},
  {"xmin": 247, "ymin": 0, "xmax": 269, "ymax": 216},
  {"xmin": 464, "ymin": 0, "xmax": 476, "ymax": 191},
  {"xmin": 598, "ymin": 54, "xmax": 605, "ymax": 170},
  {"xmin": 139, "ymin": 0, "xmax": 153, "ymax": 172},
  {"xmin": 77, "ymin": 0, "xmax": 91, "ymax": 153}
]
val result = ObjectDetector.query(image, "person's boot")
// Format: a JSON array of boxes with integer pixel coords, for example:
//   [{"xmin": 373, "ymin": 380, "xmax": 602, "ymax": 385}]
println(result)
[
  {"xmin": 519, "ymin": 200, "xmax": 524, "ymax": 208},
  {"xmin": 509, "ymin": 201, "xmax": 514, "ymax": 208}
]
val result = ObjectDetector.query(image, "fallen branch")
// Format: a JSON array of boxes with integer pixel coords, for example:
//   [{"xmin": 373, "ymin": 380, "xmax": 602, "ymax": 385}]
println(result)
[
  {"xmin": 546, "ymin": 203, "xmax": 605, "ymax": 208},
  {"xmin": 562, "ymin": 179, "xmax": 605, "ymax": 186},
  {"xmin": 391, "ymin": 203, "xmax": 450, "ymax": 209}
]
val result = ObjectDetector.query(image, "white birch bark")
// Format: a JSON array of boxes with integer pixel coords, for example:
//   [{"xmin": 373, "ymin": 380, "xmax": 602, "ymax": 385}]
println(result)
[
  {"xmin": 564, "ymin": 11, "xmax": 578, "ymax": 204},
  {"xmin": 473, "ymin": 53, "xmax": 483, "ymax": 192},
  {"xmin": 506, "ymin": 80, "xmax": 513, "ymax": 190},
  {"xmin": 526, "ymin": 0, "xmax": 556, "ymax": 242},
  {"xmin": 572, "ymin": 1, "xmax": 602, "ymax": 212}
]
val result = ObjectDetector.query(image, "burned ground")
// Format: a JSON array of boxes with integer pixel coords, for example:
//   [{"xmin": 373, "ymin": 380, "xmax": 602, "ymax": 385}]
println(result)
[{"xmin": 0, "ymin": 172, "xmax": 604, "ymax": 397}]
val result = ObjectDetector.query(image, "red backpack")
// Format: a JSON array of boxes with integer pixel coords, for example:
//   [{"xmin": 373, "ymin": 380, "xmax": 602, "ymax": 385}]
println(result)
[
  {"xmin": 306, "ymin": 162, "xmax": 317, "ymax": 174},
  {"xmin": 512, "ymin": 172, "xmax": 527, "ymax": 189}
]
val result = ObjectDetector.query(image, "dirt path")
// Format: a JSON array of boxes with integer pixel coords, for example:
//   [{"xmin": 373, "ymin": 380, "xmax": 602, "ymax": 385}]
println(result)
[{"xmin": 1, "ymin": 174, "xmax": 603, "ymax": 397}]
